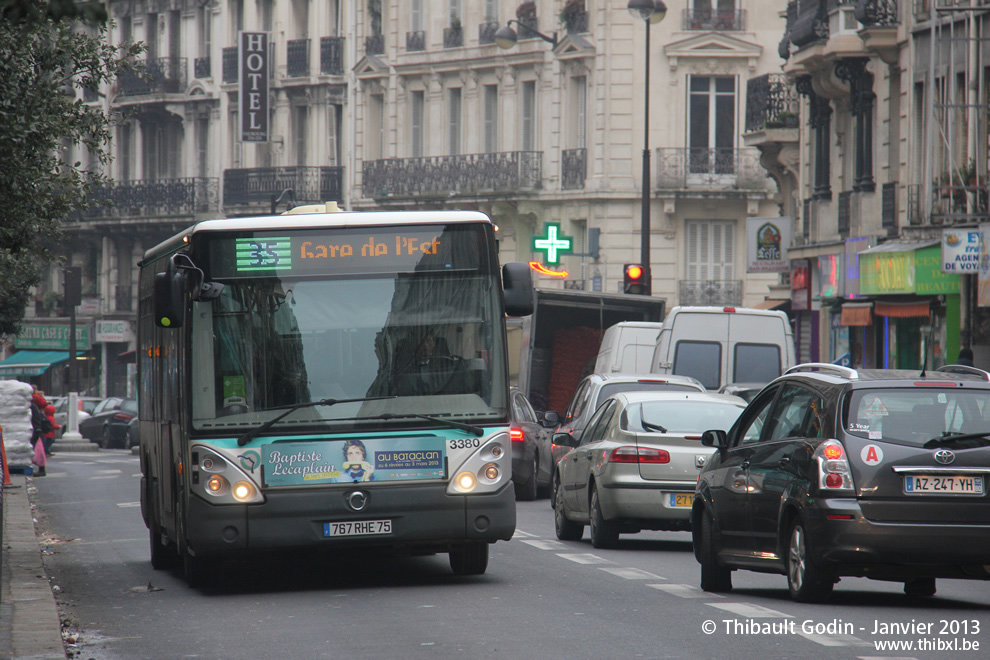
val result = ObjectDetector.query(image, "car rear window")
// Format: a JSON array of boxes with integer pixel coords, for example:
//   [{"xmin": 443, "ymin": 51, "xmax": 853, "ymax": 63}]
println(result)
[
  {"xmin": 673, "ymin": 341, "xmax": 721, "ymax": 389},
  {"xmin": 844, "ymin": 388, "xmax": 990, "ymax": 447},
  {"xmin": 733, "ymin": 343, "xmax": 781, "ymax": 384},
  {"xmin": 122, "ymin": 399, "xmax": 138, "ymax": 413},
  {"xmin": 624, "ymin": 400, "xmax": 746, "ymax": 433},
  {"xmin": 594, "ymin": 382, "xmax": 699, "ymax": 410}
]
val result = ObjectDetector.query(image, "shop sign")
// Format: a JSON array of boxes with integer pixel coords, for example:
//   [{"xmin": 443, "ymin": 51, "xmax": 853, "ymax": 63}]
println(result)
[
  {"xmin": 14, "ymin": 324, "xmax": 90, "ymax": 350},
  {"xmin": 941, "ymin": 228, "xmax": 981, "ymax": 273},
  {"xmin": 860, "ymin": 251, "xmax": 915, "ymax": 294},
  {"xmin": 844, "ymin": 237, "xmax": 872, "ymax": 298},
  {"xmin": 791, "ymin": 261, "xmax": 810, "ymax": 311},
  {"xmin": 916, "ymin": 246, "xmax": 960, "ymax": 295},
  {"xmin": 95, "ymin": 320, "xmax": 134, "ymax": 343},
  {"xmin": 746, "ymin": 218, "xmax": 791, "ymax": 273},
  {"xmin": 979, "ymin": 224, "xmax": 990, "ymax": 307}
]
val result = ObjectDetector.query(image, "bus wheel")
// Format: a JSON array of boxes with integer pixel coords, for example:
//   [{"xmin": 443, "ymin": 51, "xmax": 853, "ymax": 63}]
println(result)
[
  {"xmin": 183, "ymin": 551, "xmax": 217, "ymax": 588},
  {"xmin": 149, "ymin": 521, "xmax": 178, "ymax": 570},
  {"xmin": 449, "ymin": 542, "xmax": 489, "ymax": 575}
]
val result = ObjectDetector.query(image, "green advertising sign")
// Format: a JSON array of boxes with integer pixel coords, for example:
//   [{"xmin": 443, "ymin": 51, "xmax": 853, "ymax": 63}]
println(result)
[
  {"xmin": 859, "ymin": 246, "xmax": 959, "ymax": 295},
  {"xmin": 14, "ymin": 325, "xmax": 90, "ymax": 350},
  {"xmin": 915, "ymin": 245, "xmax": 960, "ymax": 295}
]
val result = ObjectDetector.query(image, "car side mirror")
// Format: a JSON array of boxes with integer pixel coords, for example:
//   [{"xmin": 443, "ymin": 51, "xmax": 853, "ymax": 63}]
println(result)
[
  {"xmin": 541, "ymin": 410, "xmax": 560, "ymax": 427},
  {"xmin": 701, "ymin": 429, "xmax": 728, "ymax": 449},
  {"xmin": 551, "ymin": 432, "xmax": 577, "ymax": 448}
]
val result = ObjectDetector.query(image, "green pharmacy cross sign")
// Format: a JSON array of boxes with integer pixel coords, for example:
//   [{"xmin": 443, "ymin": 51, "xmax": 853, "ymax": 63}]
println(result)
[{"xmin": 532, "ymin": 223, "xmax": 574, "ymax": 265}]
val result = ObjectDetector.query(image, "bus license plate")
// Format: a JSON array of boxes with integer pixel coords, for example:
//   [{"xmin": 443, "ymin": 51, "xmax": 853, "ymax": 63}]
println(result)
[
  {"xmin": 904, "ymin": 475, "xmax": 984, "ymax": 495},
  {"xmin": 668, "ymin": 493, "xmax": 694, "ymax": 508},
  {"xmin": 324, "ymin": 520, "xmax": 392, "ymax": 537}
]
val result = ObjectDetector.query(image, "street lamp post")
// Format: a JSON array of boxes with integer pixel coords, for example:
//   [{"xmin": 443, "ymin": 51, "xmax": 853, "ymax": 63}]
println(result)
[{"xmin": 627, "ymin": 0, "xmax": 666, "ymax": 295}]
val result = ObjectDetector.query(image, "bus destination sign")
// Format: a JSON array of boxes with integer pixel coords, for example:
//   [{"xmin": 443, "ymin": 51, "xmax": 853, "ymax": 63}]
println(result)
[{"xmin": 207, "ymin": 226, "xmax": 480, "ymax": 278}]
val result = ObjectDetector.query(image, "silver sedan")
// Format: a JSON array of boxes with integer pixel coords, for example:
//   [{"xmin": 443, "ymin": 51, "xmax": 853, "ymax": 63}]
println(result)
[{"xmin": 552, "ymin": 390, "xmax": 746, "ymax": 548}]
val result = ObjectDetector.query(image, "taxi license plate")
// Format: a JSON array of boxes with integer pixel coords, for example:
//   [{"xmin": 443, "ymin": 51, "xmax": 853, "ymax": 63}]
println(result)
[
  {"xmin": 668, "ymin": 493, "xmax": 694, "ymax": 508},
  {"xmin": 324, "ymin": 520, "xmax": 392, "ymax": 537},
  {"xmin": 904, "ymin": 475, "xmax": 984, "ymax": 495}
]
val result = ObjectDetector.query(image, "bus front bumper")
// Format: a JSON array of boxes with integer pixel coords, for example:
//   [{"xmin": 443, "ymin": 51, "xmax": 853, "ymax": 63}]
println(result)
[{"xmin": 185, "ymin": 482, "xmax": 516, "ymax": 557}]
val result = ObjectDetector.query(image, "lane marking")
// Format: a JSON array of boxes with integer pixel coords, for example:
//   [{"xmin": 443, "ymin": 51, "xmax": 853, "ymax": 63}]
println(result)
[
  {"xmin": 799, "ymin": 632, "xmax": 871, "ymax": 647},
  {"xmin": 556, "ymin": 553, "xmax": 612, "ymax": 565},
  {"xmin": 599, "ymin": 567, "xmax": 665, "ymax": 580},
  {"xmin": 647, "ymin": 584, "xmax": 723, "ymax": 599},
  {"xmin": 89, "ymin": 476, "xmax": 120, "ymax": 480},
  {"xmin": 512, "ymin": 530, "xmax": 538, "ymax": 539},
  {"xmin": 95, "ymin": 469, "xmax": 123, "ymax": 474},
  {"xmin": 707, "ymin": 602, "xmax": 792, "ymax": 618},
  {"xmin": 117, "ymin": 502, "xmax": 141, "ymax": 508},
  {"xmin": 520, "ymin": 539, "xmax": 567, "ymax": 551}
]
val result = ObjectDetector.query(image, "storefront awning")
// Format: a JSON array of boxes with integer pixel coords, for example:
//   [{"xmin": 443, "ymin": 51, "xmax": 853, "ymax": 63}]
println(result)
[
  {"xmin": 752, "ymin": 299, "xmax": 789, "ymax": 310},
  {"xmin": 840, "ymin": 303, "xmax": 873, "ymax": 326},
  {"xmin": 874, "ymin": 301, "xmax": 931, "ymax": 318},
  {"xmin": 0, "ymin": 350, "xmax": 70, "ymax": 378},
  {"xmin": 858, "ymin": 239, "xmax": 940, "ymax": 255}
]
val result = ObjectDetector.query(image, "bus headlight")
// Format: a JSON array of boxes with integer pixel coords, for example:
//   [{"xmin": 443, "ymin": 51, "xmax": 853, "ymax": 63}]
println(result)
[
  {"xmin": 232, "ymin": 481, "xmax": 256, "ymax": 502},
  {"xmin": 484, "ymin": 464, "xmax": 499, "ymax": 480},
  {"xmin": 445, "ymin": 434, "xmax": 510, "ymax": 496},
  {"xmin": 206, "ymin": 475, "xmax": 227, "ymax": 495},
  {"xmin": 454, "ymin": 471, "xmax": 477, "ymax": 492}
]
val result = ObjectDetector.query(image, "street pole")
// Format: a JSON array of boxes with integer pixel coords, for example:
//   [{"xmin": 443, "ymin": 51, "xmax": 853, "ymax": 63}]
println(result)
[{"xmin": 641, "ymin": 19, "xmax": 652, "ymax": 296}]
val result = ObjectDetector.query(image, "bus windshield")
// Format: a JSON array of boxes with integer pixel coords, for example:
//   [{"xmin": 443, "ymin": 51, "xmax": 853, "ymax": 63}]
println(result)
[{"xmin": 190, "ymin": 225, "xmax": 507, "ymax": 432}]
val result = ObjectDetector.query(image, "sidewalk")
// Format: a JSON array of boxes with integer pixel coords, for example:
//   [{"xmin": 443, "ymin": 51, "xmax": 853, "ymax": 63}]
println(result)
[{"xmin": 1, "ymin": 475, "xmax": 66, "ymax": 659}]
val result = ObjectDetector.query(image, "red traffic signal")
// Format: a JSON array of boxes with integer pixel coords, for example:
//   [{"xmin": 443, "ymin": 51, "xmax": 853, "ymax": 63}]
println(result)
[{"xmin": 623, "ymin": 264, "xmax": 647, "ymax": 294}]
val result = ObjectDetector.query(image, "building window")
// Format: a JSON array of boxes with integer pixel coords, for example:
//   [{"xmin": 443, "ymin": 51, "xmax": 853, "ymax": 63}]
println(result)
[
  {"xmin": 411, "ymin": 0, "xmax": 423, "ymax": 31},
  {"xmin": 292, "ymin": 0, "xmax": 309, "ymax": 38},
  {"xmin": 570, "ymin": 75, "xmax": 586, "ymax": 149},
  {"xmin": 118, "ymin": 124, "xmax": 132, "ymax": 181},
  {"xmin": 146, "ymin": 13, "xmax": 159, "ymax": 59},
  {"xmin": 229, "ymin": 107, "xmax": 241, "ymax": 167},
  {"xmin": 119, "ymin": 15, "xmax": 132, "ymax": 46},
  {"xmin": 688, "ymin": 76, "xmax": 736, "ymax": 174},
  {"xmin": 484, "ymin": 0, "xmax": 498, "ymax": 21},
  {"xmin": 231, "ymin": 0, "xmax": 243, "ymax": 38},
  {"xmin": 367, "ymin": 94, "xmax": 384, "ymax": 160},
  {"xmin": 411, "ymin": 90, "xmax": 425, "ymax": 157},
  {"xmin": 521, "ymin": 80, "xmax": 536, "ymax": 152},
  {"xmin": 483, "ymin": 84, "xmax": 498, "ymax": 153},
  {"xmin": 448, "ymin": 87, "xmax": 462, "ymax": 155},
  {"xmin": 294, "ymin": 105, "xmax": 309, "ymax": 166},
  {"xmin": 328, "ymin": 104, "xmax": 342, "ymax": 167},
  {"xmin": 198, "ymin": 6, "xmax": 211, "ymax": 59},
  {"xmin": 685, "ymin": 220, "xmax": 735, "ymax": 281},
  {"xmin": 260, "ymin": 0, "xmax": 274, "ymax": 32},
  {"xmin": 196, "ymin": 116, "xmax": 209, "ymax": 178}
]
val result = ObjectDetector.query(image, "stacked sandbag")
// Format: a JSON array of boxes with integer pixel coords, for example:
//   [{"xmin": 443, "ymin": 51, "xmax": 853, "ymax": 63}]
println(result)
[{"xmin": 0, "ymin": 379, "xmax": 35, "ymax": 466}]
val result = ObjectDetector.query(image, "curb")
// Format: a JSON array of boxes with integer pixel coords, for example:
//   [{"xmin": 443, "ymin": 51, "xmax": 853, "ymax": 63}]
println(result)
[{"xmin": 1, "ymin": 475, "xmax": 66, "ymax": 659}]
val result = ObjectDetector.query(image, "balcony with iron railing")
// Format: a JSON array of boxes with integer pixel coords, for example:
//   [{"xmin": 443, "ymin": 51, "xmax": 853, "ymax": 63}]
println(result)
[
  {"xmin": 365, "ymin": 33, "xmax": 384, "ymax": 55},
  {"xmin": 194, "ymin": 56, "xmax": 210, "ymax": 79},
  {"xmin": 223, "ymin": 166, "xmax": 343, "ymax": 207},
  {"xmin": 407, "ymin": 30, "xmax": 426, "ymax": 52},
  {"xmin": 287, "ymin": 39, "xmax": 310, "ymax": 77},
  {"xmin": 362, "ymin": 152, "xmax": 542, "ymax": 199},
  {"xmin": 682, "ymin": 8, "xmax": 746, "ymax": 31},
  {"xmin": 320, "ymin": 36, "xmax": 344, "ymax": 75},
  {"xmin": 678, "ymin": 279, "xmax": 743, "ymax": 306},
  {"xmin": 117, "ymin": 58, "xmax": 187, "ymax": 96},
  {"xmin": 444, "ymin": 25, "xmax": 463, "ymax": 48},
  {"xmin": 745, "ymin": 74, "xmax": 799, "ymax": 133},
  {"xmin": 656, "ymin": 147, "xmax": 769, "ymax": 190},
  {"xmin": 78, "ymin": 178, "xmax": 219, "ymax": 219},
  {"xmin": 563, "ymin": 9, "xmax": 589, "ymax": 33},
  {"xmin": 479, "ymin": 21, "xmax": 499, "ymax": 44},
  {"xmin": 561, "ymin": 148, "xmax": 587, "ymax": 190},
  {"xmin": 855, "ymin": 0, "xmax": 899, "ymax": 62}
]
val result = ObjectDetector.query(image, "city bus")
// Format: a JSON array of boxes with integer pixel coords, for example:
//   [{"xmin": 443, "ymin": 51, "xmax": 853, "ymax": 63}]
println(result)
[{"xmin": 137, "ymin": 205, "xmax": 533, "ymax": 585}]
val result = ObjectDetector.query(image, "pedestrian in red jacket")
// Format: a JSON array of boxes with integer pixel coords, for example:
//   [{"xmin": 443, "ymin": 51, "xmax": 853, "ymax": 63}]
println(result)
[{"xmin": 44, "ymin": 403, "xmax": 59, "ymax": 456}]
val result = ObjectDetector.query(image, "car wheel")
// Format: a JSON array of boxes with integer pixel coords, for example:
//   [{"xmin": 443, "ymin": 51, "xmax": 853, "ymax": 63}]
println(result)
[
  {"xmin": 786, "ymin": 520, "xmax": 834, "ymax": 603},
  {"xmin": 550, "ymin": 471, "xmax": 559, "ymax": 510},
  {"xmin": 904, "ymin": 577, "xmax": 936, "ymax": 598},
  {"xmin": 589, "ymin": 486, "xmax": 619, "ymax": 549},
  {"xmin": 449, "ymin": 542, "xmax": 489, "ymax": 575},
  {"xmin": 553, "ymin": 474, "xmax": 583, "ymax": 541},
  {"xmin": 699, "ymin": 508, "xmax": 732, "ymax": 592},
  {"xmin": 515, "ymin": 453, "xmax": 538, "ymax": 502}
]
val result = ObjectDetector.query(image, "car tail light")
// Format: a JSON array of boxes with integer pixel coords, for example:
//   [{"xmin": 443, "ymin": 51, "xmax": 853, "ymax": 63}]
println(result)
[
  {"xmin": 113, "ymin": 413, "xmax": 135, "ymax": 422},
  {"xmin": 510, "ymin": 428, "xmax": 524, "ymax": 442},
  {"xmin": 608, "ymin": 446, "xmax": 670, "ymax": 464},
  {"xmin": 814, "ymin": 439, "xmax": 854, "ymax": 493}
]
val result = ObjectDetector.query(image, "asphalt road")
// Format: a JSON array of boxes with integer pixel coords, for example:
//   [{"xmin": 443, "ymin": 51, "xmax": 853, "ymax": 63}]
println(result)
[{"xmin": 32, "ymin": 451, "xmax": 990, "ymax": 659}]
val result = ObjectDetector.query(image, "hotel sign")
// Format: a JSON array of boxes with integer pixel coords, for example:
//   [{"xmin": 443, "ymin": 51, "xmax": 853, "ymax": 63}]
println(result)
[{"xmin": 239, "ymin": 31, "xmax": 269, "ymax": 142}]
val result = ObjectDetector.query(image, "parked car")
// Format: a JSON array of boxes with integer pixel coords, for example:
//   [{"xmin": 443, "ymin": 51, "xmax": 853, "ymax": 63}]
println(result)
[
  {"xmin": 126, "ymin": 416, "xmax": 139, "ymax": 449},
  {"xmin": 551, "ymin": 373, "xmax": 706, "ymax": 465},
  {"xmin": 717, "ymin": 382, "xmax": 765, "ymax": 403},
  {"xmin": 552, "ymin": 390, "xmax": 747, "ymax": 548},
  {"xmin": 694, "ymin": 362, "xmax": 990, "ymax": 603},
  {"xmin": 79, "ymin": 397, "xmax": 137, "ymax": 448},
  {"xmin": 509, "ymin": 387, "xmax": 557, "ymax": 501},
  {"xmin": 53, "ymin": 396, "xmax": 101, "ymax": 437}
]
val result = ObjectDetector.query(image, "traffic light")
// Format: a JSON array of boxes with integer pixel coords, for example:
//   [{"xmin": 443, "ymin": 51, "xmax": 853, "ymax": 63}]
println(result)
[{"xmin": 623, "ymin": 264, "xmax": 647, "ymax": 295}]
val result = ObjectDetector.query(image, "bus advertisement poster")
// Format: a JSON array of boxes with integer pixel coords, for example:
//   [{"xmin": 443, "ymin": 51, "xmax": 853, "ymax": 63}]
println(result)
[{"xmin": 262, "ymin": 437, "xmax": 446, "ymax": 486}]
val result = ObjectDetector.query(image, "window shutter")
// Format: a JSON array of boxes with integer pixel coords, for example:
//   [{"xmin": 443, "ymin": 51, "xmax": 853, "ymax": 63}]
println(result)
[
  {"xmin": 484, "ymin": 0, "xmax": 498, "ymax": 22},
  {"xmin": 484, "ymin": 85, "xmax": 498, "ymax": 153},
  {"xmin": 448, "ymin": 88, "xmax": 461, "ymax": 155},
  {"xmin": 411, "ymin": 0, "xmax": 423, "ymax": 31},
  {"xmin": 411, "ymin": 91, "xmax": 424, "ymax": 157},
  {"xmin": 522, "ymin": 81, "xmax": 535, "ymax": 152},
  {"xmin": 576, "ymin": 76, "xmax": 587, "ymax": 148}
]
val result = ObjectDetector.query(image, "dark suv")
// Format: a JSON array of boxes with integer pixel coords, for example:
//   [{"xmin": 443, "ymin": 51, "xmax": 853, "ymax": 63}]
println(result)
[{"xmin": 694, "ymin": 363, "xmax": 990, "ymax": 603}]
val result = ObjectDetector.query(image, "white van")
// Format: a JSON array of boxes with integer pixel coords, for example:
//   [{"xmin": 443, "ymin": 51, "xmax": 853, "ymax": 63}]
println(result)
[
  {"xmin": 594, "ymin": 321, "xmax": 664, "ymax": 374},
  {"xmin": 650, "ymin": 306, "xmax": 795, "ymax": 390}
]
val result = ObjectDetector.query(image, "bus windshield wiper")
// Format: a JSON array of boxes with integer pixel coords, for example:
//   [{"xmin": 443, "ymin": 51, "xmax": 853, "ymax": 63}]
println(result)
[
  {"xmin": 236, "ymin": 396, "xmax": 395, "ymax": 446},
  {"xmin": 376, "ymin": 413, "xmax": 483, "ymax": 436},
  {"xmin": 923, "ymin": 430, "xmax": 990, "ymax": 449}
]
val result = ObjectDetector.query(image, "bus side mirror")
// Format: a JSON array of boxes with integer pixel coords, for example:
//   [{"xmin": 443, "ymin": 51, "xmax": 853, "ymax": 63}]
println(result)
[
  {"xmin": 153, "ymin": 262, "xmax": 187, "ymax": 329},
  {"xmin": 502, "ymin": 262, "xmax": 533, "ymax": 317}
]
